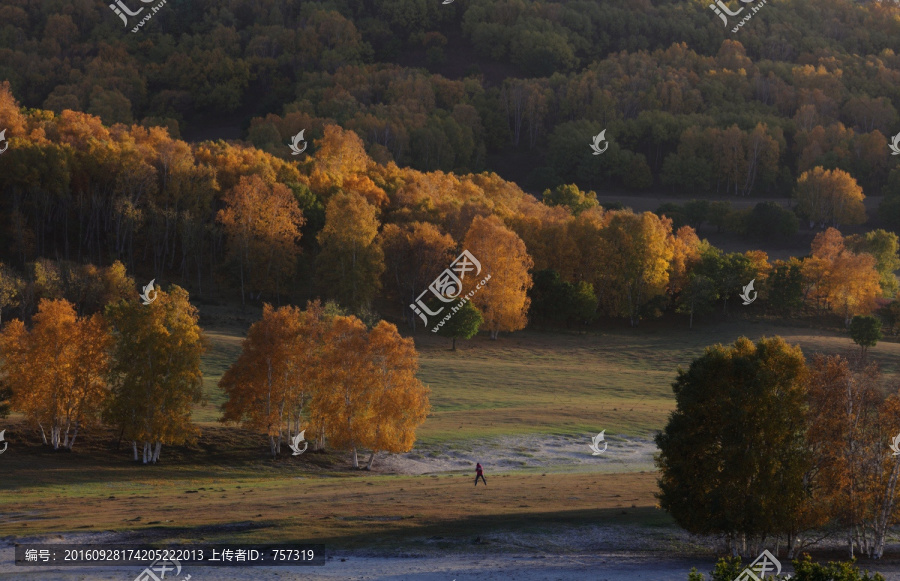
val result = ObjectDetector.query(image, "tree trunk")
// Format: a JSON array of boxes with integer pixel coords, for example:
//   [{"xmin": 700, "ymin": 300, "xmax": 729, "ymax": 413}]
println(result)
[
  {"xmin": 39, "ymin": 424, "xmax": 47, "ymax": 445},
  {"xmin": 351, "ymin": 446, "xmax": 359, "ymax": 468},
  {"xmin": 133, "ymin": 441, "xmax": 138, "ymax": 461},
  {"xmin": 451, "ymin": 336, "xmax": 457, "ymax": 351},
  {"xmin": 69, "ymin": 422, "xmax": 79, "ymax": 450},
  {"xmin": 874, "ymin": 459, "xmax": 900, "ymax": 558},
  {"xmin": 366, "ymin": 451, "xmax": 377, "ymax": 470},
  {"xmin": 270, "ymin": 435, "xmax": 277, "ymax": 459},
  {"xmin": 152, "ymin": 442, "xmax": 162, "ymax": 464}
]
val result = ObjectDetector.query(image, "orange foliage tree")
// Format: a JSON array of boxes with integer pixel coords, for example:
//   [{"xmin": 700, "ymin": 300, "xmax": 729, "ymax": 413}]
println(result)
[
  {"xmin": 806, "ymin": 354, "xmax": 900, "ymax": 558},
  {"xmin": 220, "ymin": 304, "xmax": 429, "ymax": 467},
  {"xmin": 462, "ymin": 215, "xmax": 533, "ymax": 339},
  {"xmin": 0, "ymin": 299, "xmax": 112, "ymax": 449},
  {"xmin": 217, "ymin": 175, "xmax": 305, "ymax": 304},
  {"xmin": 220, "ymin": 303, "xmax": 325, "ymax": 458},
  {"xmin": 802, "ymin": 228, "xmax": 880, "ymax": 323}
]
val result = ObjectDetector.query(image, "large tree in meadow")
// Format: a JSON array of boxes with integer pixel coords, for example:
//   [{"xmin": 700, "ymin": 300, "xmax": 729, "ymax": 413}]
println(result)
[
  {"xmin": 217, "ymin": 175, "xmax": 305, "ymax": 304},
  {"xmin": 220, "ymin": 302, "xmax": 326, "ymax": 458},
  {"xmin": 105, "ymin": 286, "xmax": 205, "ymax": 464},
  {"xmin": 316, "ymin": 191, "xmax": 385, "ymax": 311},
  {"xmin": 0, "ymin": 299, "xmax": 112, "ymax": 450},
  {"xmin": 463, "ymin": 215, "xmax": 533, "ymax": 339},
  {"xmin": 358, "ymin": 321, "xmax": 430, "ymax": 469},
  {"xmin": 656, "ymin": 336, "xmax": 811, "ymax": 557},
  {"xmin": 312, "ymin": 315, "xmax": 374, "ymax": 468}
]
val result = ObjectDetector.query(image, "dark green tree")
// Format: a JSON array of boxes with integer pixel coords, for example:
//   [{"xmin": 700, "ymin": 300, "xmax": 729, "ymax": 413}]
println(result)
[
  {"xmin": 682, "ymin": 200, "xmax": 710, "ymax": 230},
  {"xmin": 675, "ymin": 273, "xmax": 717, "ymax": 328},
  {"xmin": 0, "ymin": 381, "xmax": 10, "ymax": 418},
  {"xmin": 436, "ymin": 300, "xmax": 483, "ymax": 351},
  {"xmin": 529, "ymin": 269, "xmax": 597, "ymax": 326},
  {"xmin": 656, "ymin": 336, "xmax": 810, "ymax": 556},
  {"xmin": 767, "ymin": 260, "xmax": 804, "ymax": 318},
  {"xmin": 849, "ymin": 315, "xmax": 882, "ymax": 360},
  {"xmin": 745, "ymin": 202, "xmax": 799, "ymax": 241}
]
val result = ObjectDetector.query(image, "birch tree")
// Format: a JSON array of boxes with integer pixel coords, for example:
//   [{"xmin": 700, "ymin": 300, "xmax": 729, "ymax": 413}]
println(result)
[
  {"xmin": 105, "ymin": 286, "xmax": 205, "ymax": 464},
  {"xmin": 0, "ymin": 299, "xmax": 112, "ymax": 450}
]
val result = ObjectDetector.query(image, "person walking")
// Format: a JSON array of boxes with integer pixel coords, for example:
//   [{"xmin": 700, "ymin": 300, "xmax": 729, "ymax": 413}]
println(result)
[{"xmin": 474, "ymin": 462, "xmax": 487, "ymax": 487}]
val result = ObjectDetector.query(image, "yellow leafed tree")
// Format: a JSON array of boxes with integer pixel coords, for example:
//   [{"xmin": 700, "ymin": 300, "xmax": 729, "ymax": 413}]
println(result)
[
  {"xmin": 105, "ymin": 286, "xmax": 205, "ymax": 464},
  {"xmin": 598, "ymin": 211, "xmax": 675, "ymax": 326},
  {"xmin": 316, "ymin": 191, "xmax": 385, "ymax": 311},
  {"xmin": 358, "ymin": 321, "xmax": 430, "ymax": 470},
  {"xmin": 802, "ymin": 228, "xmax": 880, "ymax": 323},
  {"xmin": 795, "ymin": 167, "xmax": 866, "ymax": 228},
  {"xmin": 0, "ymin": 299, "xmax": 112, "ymax": 449}
]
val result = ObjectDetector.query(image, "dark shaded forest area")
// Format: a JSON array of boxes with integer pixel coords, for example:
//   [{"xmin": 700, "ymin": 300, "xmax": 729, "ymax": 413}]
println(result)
[{"xmin": 3, "ymin": 0, "xmax": 900, "ymax": 195}]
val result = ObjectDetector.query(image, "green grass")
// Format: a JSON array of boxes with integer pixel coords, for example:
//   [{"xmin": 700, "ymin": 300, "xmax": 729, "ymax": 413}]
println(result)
[
  {"xmin": 192, "ymin": 314, "xmax": 900, "ymax": 443},
  {"xmin": 6, "ymin": 314, "xmax": 897, "ymax": 547},
  {"xmin": 411, "ymin": 317, "xmax": 899, "ymax": 443}
]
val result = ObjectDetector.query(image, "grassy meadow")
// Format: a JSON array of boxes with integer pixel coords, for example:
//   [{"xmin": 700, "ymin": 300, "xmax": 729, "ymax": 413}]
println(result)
[{"xmin": 5, "ymin": 313, "xmax": 900, "ymax": 547}]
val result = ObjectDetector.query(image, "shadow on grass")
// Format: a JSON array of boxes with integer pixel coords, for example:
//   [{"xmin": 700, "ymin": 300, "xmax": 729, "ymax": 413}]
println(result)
[{"xmin": 153, "ymin": 506, "xmax": 676, "ymax": 550}]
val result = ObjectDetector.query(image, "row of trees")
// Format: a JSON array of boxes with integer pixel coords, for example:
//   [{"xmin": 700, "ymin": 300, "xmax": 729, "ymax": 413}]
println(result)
[
  {"xmin": 0, "ymin": 288, "xmax": 430, "ymax": 467},
  {"xmin": 1, "ymin": 84, "xmax": 897, "ymax": 332},
  {"xmin": 219, "ymin": 302, "xmax": 430, "ymax": 468},
  {"xmin": 0, "ymin": 289, "xmax": 204, "ymax": 462},
  {"xmin": 658, "ymin": 337, "xmax": 900, "ymax": 560}
]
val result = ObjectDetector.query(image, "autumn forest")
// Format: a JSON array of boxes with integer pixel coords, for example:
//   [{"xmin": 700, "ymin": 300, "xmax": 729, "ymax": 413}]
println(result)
[{"xmin": 5, "ymin": 0, "xmax": 900, "ymax": 576}]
